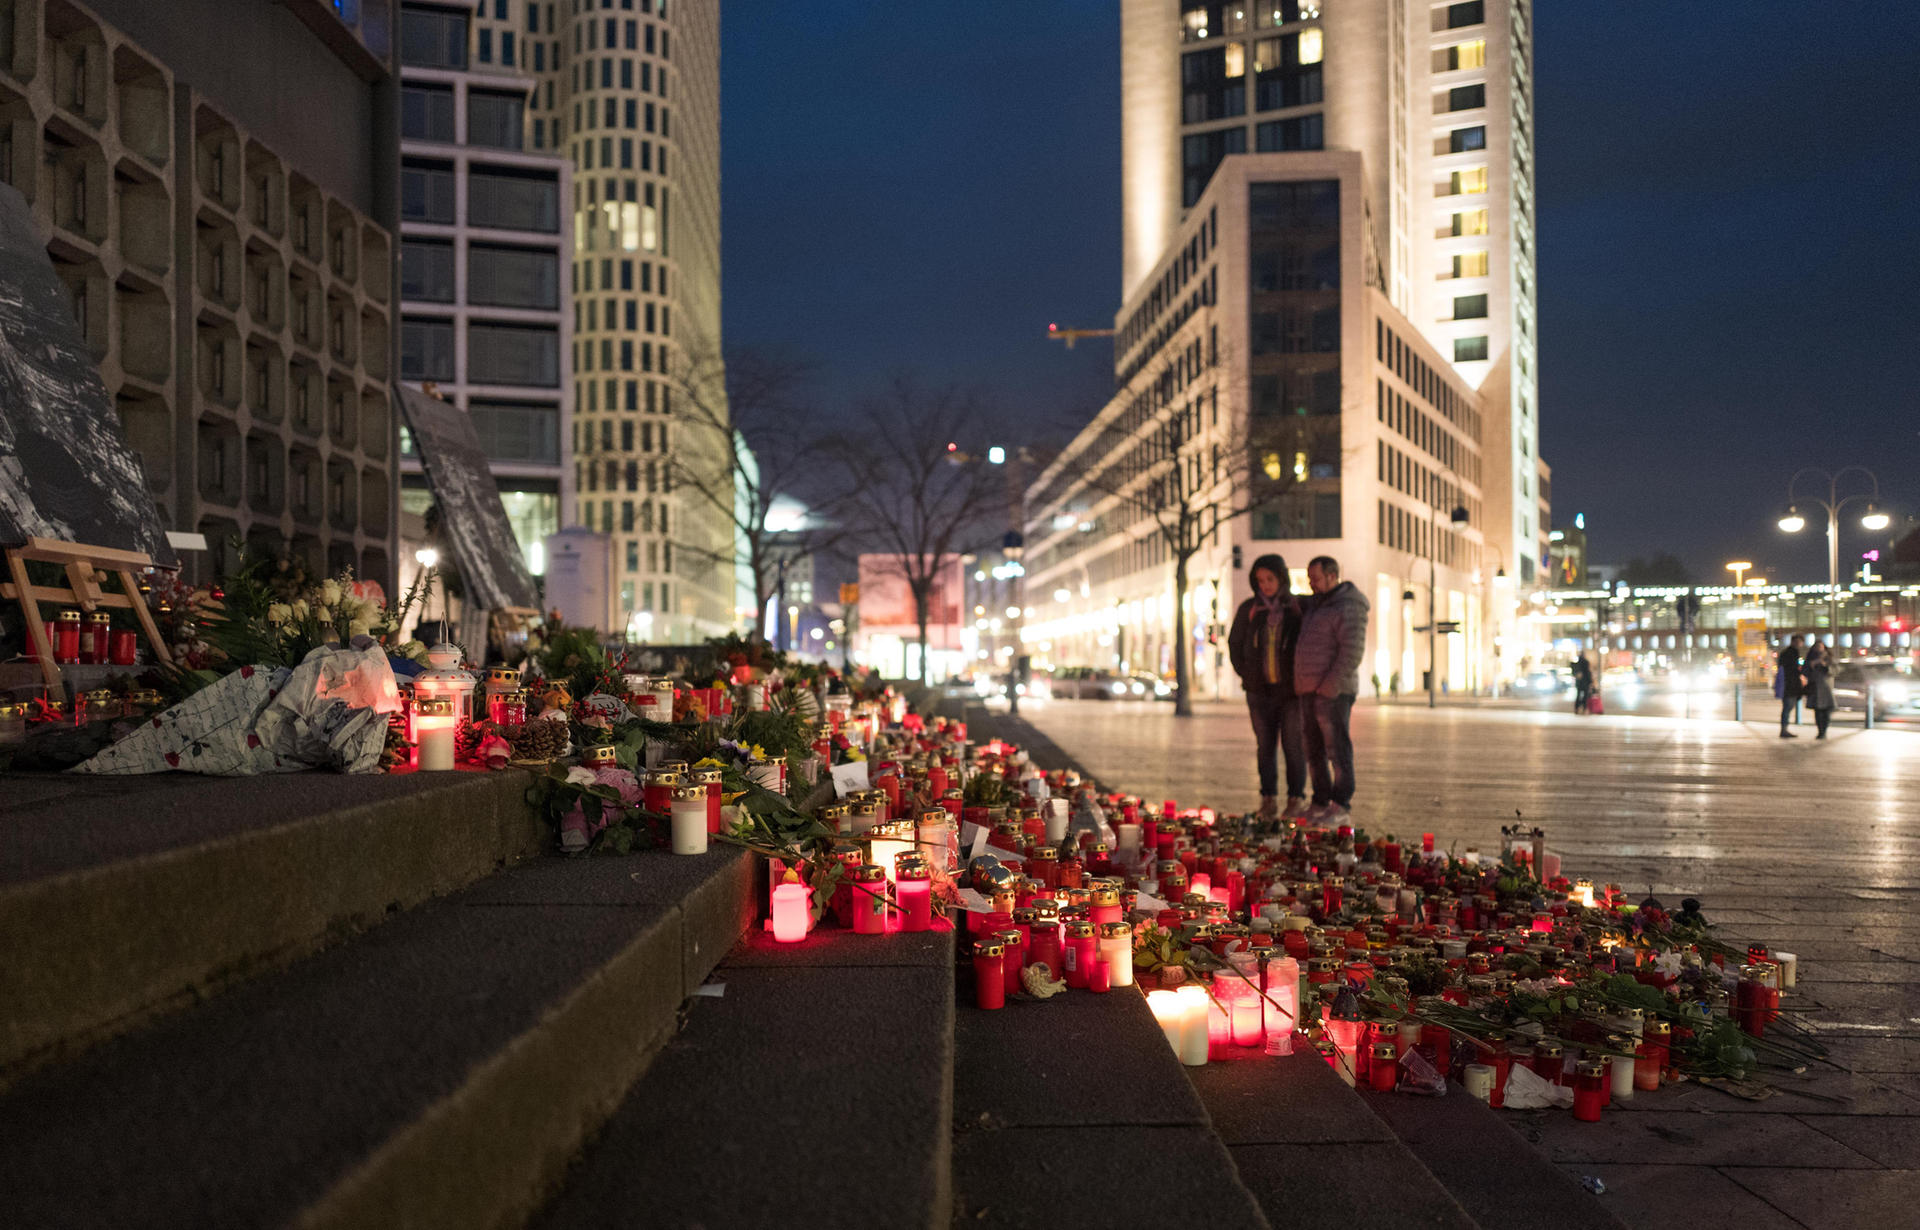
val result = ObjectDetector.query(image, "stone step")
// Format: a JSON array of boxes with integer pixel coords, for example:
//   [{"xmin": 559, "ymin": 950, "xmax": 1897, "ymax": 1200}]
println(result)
[
  {"xmin": 535, "ymin": 922, "xmax": 958, "ymax": 1230},
  {"xmin": 0, "ymin": 849, "xmax": 753, "ymax": 1230},
  {"xmin": 1188, "ymin": 1049, "xmax": 1479, "ymax": 1229},
  {"xmin": 951, "ymin": 983, "xmax": 1271, "ymax": 1229},
  {"xmin": 0, "ymin": 769, "xmax": 543, "ymax": 1079},
  {"xmin": 1363, "ymin": 1082, "xmax": 1630, "ymax": 1230}
]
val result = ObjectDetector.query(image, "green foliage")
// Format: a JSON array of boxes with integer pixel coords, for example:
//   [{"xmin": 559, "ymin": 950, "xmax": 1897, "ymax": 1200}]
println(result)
[
  {"xmin": 728, "ymin": 703, "xmax": 813, "ymax": 760},
  {"xmin": 962, "ymin": 772, "xmax": 1013, "ymax": 808},
  {"xmin": 532, "ymin": 621, "xmax": 609, "ymax": 699}
]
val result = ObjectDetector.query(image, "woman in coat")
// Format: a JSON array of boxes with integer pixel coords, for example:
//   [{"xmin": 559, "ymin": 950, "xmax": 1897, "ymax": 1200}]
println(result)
[
  {"xmin": 1804, "ymin": 639, "xmax": 1836, "ymax": 739},
  {"xmin": 1227, "ymin": 554, "xmax": 1306, "ymax": 821}
]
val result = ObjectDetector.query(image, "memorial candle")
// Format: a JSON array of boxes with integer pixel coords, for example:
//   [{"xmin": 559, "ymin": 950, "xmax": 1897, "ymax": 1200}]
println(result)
[
  {"xmin": 996, "ymin": 929, "xmax": 1026, "ymax": 997},
  {"xmin": 973, "ymin": 942, "xmax": 1006, "ymax": 1010},
  {"xmin": 414, "ymin": 697, "xmax": 457, "ymax": 771},
  {"xmin": 1174, "ymin": 984, "xmax": 1211, "ymax": 1066},
  {"xmin": 670, "ymin": 786, "xmax": 709, "ymax": 855},
  {"xmin": 1062, "ymin": 921, "xmax": 1097, "ymax": 989},
  {"xmin": 851, "ymin": 865, "xmax": 889, "ymax": 935},
  {"xmin": 1573, "ymin": 1060, "xmax": 1606, "ymax": 1121},
  {"xmin": 770, "ymin": 873, "xmax": 810, "ymax": 943},
  {"xmin": 1098, "ymin": 922, "xmax": 1134, "ymax": 987},
  {"xmin": 1149, "ymin": 991, "xmax": 1185, "ymax": 1057},
  {"xmin": 895, "ymin": 860, "xmax": 933, "ymax": 931},
  {"xmin": 694, "ymin": 767, "xmax": 724, "ymax": 833}
]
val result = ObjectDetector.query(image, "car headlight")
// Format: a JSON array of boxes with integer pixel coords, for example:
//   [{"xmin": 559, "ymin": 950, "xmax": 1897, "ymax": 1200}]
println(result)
[
  {"xmin": 1155, "ymin": 682, "xmax": 1171, "ymax": 696},
  {"xmin": 1110, "ymin": 682, "xmax": 1128, "ymax": 696},
  {"xmin": 1879, "ymin": 683, "xmax": 1909, "ymax": 704},
  {"xmin": 1512, "ymin": 678, "xmax": 1529, "ymax": 690}
]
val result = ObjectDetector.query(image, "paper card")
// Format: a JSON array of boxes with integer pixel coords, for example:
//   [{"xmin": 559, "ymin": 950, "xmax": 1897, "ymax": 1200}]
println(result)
[
  {"xmin": 691, "ymin": 983, "xmax": 727, "ymax": 998},
  {"xmin": 957, "ymin": 888, "xmax": 993, "ymax": 913},
  {"xmin": 969, "ymin": 823, "xmax": 991, "ymax": 858},
  {"xmin": 1134, "ymin": 892, "xmax": 1172, "ymax": 914},
  {"xmin": 1029, "ymin": 777, "xmax": 1050, "ymax": 802},
  {"xmin": 984, "ymin": 844, "xmax": 1022, "ymax": 863},
  {"xmin": 960, "ymin": 822, "xmax": 985, "ymax": 854},
  {"xmin": 830, "ymin": 760, "xmax": 870, "ymax": 798}
]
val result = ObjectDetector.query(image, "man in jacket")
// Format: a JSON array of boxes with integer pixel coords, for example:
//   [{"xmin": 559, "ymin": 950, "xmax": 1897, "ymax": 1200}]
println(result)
[
  {"xmin": 1776, "ymin": 634, "xmax": 1805, "ymax": 739},
  {"xmin": 1228, "ymin": 554, "xmax": 1305, "ymax": 821},
  {"xmin": 1292, "ymin": 556, "xmax": 1370, "ymax": 820}
]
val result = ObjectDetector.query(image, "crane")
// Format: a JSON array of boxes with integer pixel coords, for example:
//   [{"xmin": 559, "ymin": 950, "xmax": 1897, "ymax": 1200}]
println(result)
[{"xmin": 1045, "ymin": 322, "xmax": 1115, "ymax": 350}]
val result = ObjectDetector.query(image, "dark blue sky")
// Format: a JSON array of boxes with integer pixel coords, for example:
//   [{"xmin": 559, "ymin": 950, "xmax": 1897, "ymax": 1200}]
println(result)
[{"xmin": 720, "ymin": 2, "xmax": 1920, "ymax": 583}]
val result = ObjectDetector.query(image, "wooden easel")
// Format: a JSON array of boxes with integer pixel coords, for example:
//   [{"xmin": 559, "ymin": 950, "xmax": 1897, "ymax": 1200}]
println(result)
[{"xmin": 2, "ymin": 536, "xmax": 174, "ymax": 701}]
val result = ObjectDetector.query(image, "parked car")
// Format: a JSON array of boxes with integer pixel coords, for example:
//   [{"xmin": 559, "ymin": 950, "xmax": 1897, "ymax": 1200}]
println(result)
[
  {"xmin": 1049, "ymin": 667, "xmax": 1123, "ymax": 699},
  {"xmin": 1121, "ymin": 673, "xmax": 1176, "ymax": 701},
  {"xmin": 1511, "ymin": 671, "xmax": 1568, "ymax": 694},
  {"xmin": 1830, "ymin": 664, "xmax": 1920, "ymax": 715}
]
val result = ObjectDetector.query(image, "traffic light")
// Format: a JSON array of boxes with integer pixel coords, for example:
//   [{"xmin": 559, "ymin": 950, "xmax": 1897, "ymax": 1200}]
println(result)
[
  {"xmin": 1887, "ymin": 617, "xmax": 1905, "ymax": 633},
  {"xmin": 1232, "ymin": 544, "xmax": 1244, "ymax": 570}
]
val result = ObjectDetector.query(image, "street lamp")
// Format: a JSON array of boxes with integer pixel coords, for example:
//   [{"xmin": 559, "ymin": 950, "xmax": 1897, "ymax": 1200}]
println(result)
[
  {"xmin": 1427, "ymin": 496, "xmax": 1471, "ymax": 709},
  {"xmin": 1002, "ymin": 529, "xmax": 1025, "ymax": 714},
  {"xmin": 1777, "ymin": 467, "xmax": 1885, "ymax": 634},
  {"xmin": 1725, "ymin": 560, "xmax": 1753, "ymax": 588}
]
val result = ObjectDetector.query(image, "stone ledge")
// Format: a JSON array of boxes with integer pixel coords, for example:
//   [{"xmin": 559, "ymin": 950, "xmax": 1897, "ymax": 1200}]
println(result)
[{"xmin": 0, "ymin": 769, "xmax": 544, "ymax": 1077}]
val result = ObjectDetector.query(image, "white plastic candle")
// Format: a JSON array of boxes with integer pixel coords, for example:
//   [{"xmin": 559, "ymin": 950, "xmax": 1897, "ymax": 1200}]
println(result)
[
  {"xmin": 1263, "ymin": 956, "xmax": 1299, "ymax": 1056},
  {"xmin": 670, "ymin": 786, "xmax": 708, "ymax": 855},
  {"xmin": 1115, "ymin": 822, "xmax": 1141, "ymax": 854},
  {"xmin": 1775, "ymin": 952, "xmax": 1797, "ymax": 987},
  {"xmin": 1046, "ymin": 798, "xmax": 1069, "ymax": 843},
  {"xmin": 1462, "ymin": 1063, "xmax": 1495, "ymax": 1101},
  {"xmin": 1149, "ymin": 990, "xmax": 1184, "ymax": 1056},
  {"xmin": 1098, "ymin": 923, "xmax": 1134, "ymax": 987},
  {"xmin": 1609, "ymin": 1053, "xmax": 1635, "ymax": 1100},
  {"xmin": 1174, "ymin": 984, "xmax": 1210, "ymax": 1066},
  {"xmin": 415, "ymin": 698, "xmax": 456, "ymax": 771},
  {"xmin": 770, "ymin": 879, "xmax": 809, "ymax": 943}
]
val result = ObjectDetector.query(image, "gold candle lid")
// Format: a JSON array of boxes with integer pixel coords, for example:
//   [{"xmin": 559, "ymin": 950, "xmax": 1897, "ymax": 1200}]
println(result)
[
  {"xmin": 1065, "ymin": 921, "xmax": 1097, "ymax": 938},
  {"xmin": 415, "ymin": 697, "xmax": 455, "ymax": 717},
  {"xmin": 1099, "ymin": 921, "xmax": 1132, "ymax": 940},
  {"xmin": 976, "ymin": 941, "xmax": 1006, "ymax": 958},
  {"xmin": 581, "ymin": 745, "xmax": 618, "ymax": 766},
  {"xmin": 672, "ymin": 784, "xmax": 707, "ymax": 802}
]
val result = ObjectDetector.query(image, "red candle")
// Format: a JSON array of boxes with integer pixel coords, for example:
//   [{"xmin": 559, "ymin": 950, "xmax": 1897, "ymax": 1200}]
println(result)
[
  {"xmin": 997, "ymin": 929, "xmax": 1026, "ymax": 997},
  {"xmin": 851, "ymin": 866, "xmax": 888, "ymax": 935},
  {"xmin": 83, "ymin": 612, "xmax": 111, "ymax": 664},
  {"xmin": 1063, "ymin": 922, "xmax": 1098, "ymax": 989},
  {"xmin": 1369, "ymin": 1043, "xmax": 1398, "ymax": 1091},
  {"xmin": 695, "ymin": 768, "xmax": 723, "ymax": 833},
  {"xmin": 1423, "ymin": 1024, "xmax": 1452, "ymax": 1073},
  {"xmin": 1572, "ymin": 1060, "xmax": 1606, "ymax": 1121},
  {"xmin": 643, "ymin": 770, "xmax": 679, "ymax": 814},
  {"xmin": 109, "ymin": 629, "xmax": 139, "ymax": 666},
  {"xmin": 896, "ymin": 864, "xmax": 933, "ymax": 932},
  {"xmin": 54, "ymin": 610, "xmax": 82, "ymax": 663},
  {"xmin": 1028, "ymin": 903, "xmax": 1064, "ymax": 978},
  {"xmin": 974, "ymin": 943, "xmax": 1006, "ymax": 1009}
]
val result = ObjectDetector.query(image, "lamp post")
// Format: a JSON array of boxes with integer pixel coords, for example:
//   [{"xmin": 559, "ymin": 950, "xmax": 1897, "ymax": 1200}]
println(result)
[
  {"xmin": 1777, "ymin": 468, "xmax": 1888, "ymax": 635},
  {"xmin": 1426, "ymin": 490, "xmax": 1471, "ymax": 709},
  {"xmin": 1002, "ymin": 529, "xmax": 1025, "ymax": 715},
  {"xmin": 1725, "ymin": 560, "xmax": 1752, "ymax": 589}
]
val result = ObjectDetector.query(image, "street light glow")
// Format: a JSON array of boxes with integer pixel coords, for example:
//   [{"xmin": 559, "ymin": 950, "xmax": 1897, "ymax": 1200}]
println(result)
[
  {"xmin": 1778, "ymin": 512, "xmax": 1806, "ymax": 533},
  {"xmin": 414, "ymin": 547, "xmax": 439, "ymax": 568},
  {"xmin": 1861, "ymin": 505, "xmax": 1891, "ymax": 531},
  {"xmin": 988, "ymin": 446, "xmax": 1006, "ymax": 465},
  {"xmin": 1054, "ymin": 588, "xmax": 1072, "ymax": 603}
]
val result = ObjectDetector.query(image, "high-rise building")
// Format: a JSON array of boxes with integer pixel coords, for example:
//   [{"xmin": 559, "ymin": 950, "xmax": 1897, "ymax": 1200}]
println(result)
[
  {"xmin": 0, "ymin": 0, "xmax": 402, "ymax": 587},
  {"xmin": 507, "ymin": 0, "xmax": 731, "ymax": 642},
  {"xmin": 397, "ymin": 1, "xmax": 572, "ymax": 582},
  {"xmin": 1027, "ymin": 1, "xmax": 1544, "ymax": 697}
]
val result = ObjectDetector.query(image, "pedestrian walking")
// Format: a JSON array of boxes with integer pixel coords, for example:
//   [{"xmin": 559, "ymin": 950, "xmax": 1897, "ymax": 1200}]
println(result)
[
  {"xmin": 1775, "ymin": 634, "xmax": 1806, "ymax": 738},
  {"xmin": 1571, "ymin": 653, "xmax": 1594, "ymax": 715},
  {"xmin": 1804, "ymin": 640, "xmax": 1835, "ymax": 740},
  {"xmin": 1228, "ymin": 554, "xmax": 1306, "ymax": 822},
  {"xmin": 1293, "ymin": 556, "xmax": 1370, "ymax": 821}
]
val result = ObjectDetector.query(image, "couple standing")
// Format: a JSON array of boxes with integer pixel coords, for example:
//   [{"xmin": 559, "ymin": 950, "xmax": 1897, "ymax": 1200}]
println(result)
[{"xmin": 1227, "ymin": 553, "xmax": 1370, "ymax": 822}]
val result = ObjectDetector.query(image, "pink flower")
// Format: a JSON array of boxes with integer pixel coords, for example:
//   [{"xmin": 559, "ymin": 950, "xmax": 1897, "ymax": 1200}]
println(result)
[
  {"xmin": 479, "ymin": 735, "xmax": 512, "ymax": 770},
  {"xmin": 593, "ymin": 766, "xmax": 642, "ymax": 805}
]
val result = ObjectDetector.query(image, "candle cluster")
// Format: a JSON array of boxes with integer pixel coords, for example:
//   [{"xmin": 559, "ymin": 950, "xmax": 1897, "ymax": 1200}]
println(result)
[{"xmin": 940, "ymin": 740, "xmax": 1821, "ymax": 1122}]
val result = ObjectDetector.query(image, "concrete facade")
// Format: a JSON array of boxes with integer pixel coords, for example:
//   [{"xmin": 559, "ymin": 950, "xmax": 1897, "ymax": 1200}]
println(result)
[
  {"xmin": 0, "ymin": 0, "xmax": 402, "ymax": 587},
  {"xmin": 397, "ymin": 4, "xmax": 572, "ymax": 587}
]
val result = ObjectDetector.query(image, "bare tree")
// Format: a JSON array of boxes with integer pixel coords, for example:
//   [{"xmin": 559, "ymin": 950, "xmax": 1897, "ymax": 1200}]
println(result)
[
  {"xmin": 1067, "ymin": 377, "xmax": 1317, "ymax": 715},
  {"xmin": 830, "ymin": 379, "xmax": 1002, "ymax": 682},
  {"xmin": 665, "ymin": 342, "xmax": 848, "ymax": 641}
]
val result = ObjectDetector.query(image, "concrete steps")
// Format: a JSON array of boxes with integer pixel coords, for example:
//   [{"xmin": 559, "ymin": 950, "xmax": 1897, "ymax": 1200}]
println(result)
[
  {"xmin": 0, "ymin": 848, "xmax": 754, "ymax": 1230},
  {"xmin": 535, "ymin": 924, "xmax": 958, "ymax": 1230},
  {"xmin": 1, "ymin": 769, "xmax": 542, "ymax": 1078}
]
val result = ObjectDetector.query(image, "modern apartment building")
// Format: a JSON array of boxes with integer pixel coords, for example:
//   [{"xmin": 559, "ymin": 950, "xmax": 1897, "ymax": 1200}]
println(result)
[
  {"xmin": 0, "ymin": 0, "xmax": 401, "ymax": 587},
  {"xmin": 1029, "ymin": 0, "xmax": 1544, "ymax": 697},
  {"xmin": 397, "ymin": 1, "xmax": 572, "ymax": 582},
  {"xmin": 470, "ymin": 0, "xmax": 730, "ymax": 641}
]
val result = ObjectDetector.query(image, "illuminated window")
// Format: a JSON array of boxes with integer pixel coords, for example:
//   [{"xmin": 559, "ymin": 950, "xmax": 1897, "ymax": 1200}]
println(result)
[
  {"xmin": 1451, "ymin": 209, "xmax": 1488, "ymax": 237},
  {"xmin": 1181, "ymin": 7, "xmax": 1210, "ymax": 42},
  {"xmin": 1450, "ymin": 39, "xmax": 1486, "ymax": 70},
  {"xmin": 1450, "ymin": 167, "xmax": 1487, "ymax": 195},
  {"xmin": 1224, "ymin": 41, "xmax": 1246, "ymax": 77},
  {"xmin": 1452, "ymin": 251, "xmax": 1489, "ymax": 278},
  {"xmin": 1293, "ymin": 451, "xmax": 1308, "ymax": 483},
  {"xmin": 1263, "ymin": 451, "xmax": 1283, "ymax": 481},
  {"xmin": 1298, "ymin": 27, "xmax": 1322, "ymax": 64}
]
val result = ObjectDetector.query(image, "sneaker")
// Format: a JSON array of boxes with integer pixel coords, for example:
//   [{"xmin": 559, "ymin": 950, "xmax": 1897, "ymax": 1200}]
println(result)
[
  {"xmin": 1282, "ymin": 796, "xmax": 1310, "ymax": 819},
  {"xmin": 1257, "ymin": 795, "xmax": 1279, "ymax": 821},
  {"xmin": 1780, "ymin": 731, "xmax": 1797, "ymax": 739}
]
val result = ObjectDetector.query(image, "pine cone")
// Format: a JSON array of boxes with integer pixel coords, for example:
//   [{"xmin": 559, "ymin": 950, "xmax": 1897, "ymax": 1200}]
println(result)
[
  {"xmin": 500, "ymin": 719, "xmax": 568, "ymax": 761},
  {"xmin": 455, "ymin": 718, "xmax": 487, "ymax": 761}
]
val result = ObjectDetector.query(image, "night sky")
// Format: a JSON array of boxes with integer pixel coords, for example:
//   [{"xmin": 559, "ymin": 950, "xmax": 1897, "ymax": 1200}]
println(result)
[{"xmin": 720, "ymin": 2, "xmax": 1920, "ymax": 585}]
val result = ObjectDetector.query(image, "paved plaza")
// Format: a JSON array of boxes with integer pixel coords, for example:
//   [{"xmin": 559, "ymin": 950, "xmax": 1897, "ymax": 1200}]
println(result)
[{"xmin": 1010, "ymin": 697, "xmax": 1920, "ymax": 1230}]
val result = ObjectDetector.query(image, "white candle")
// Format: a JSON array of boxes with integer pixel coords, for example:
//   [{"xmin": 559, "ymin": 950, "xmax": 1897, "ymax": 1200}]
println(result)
[
  {"xmin": 416, "ymin": 720, "xmax": 455, "ymax": 771},
  {"xmin": 1609, "ymin": 1053, "xmax": 1635, "ymax": 1100},
  {"xmin": 1116, "ymin": 822, "xmax": 1142, "ymax": 853},
  {"xmin": 670, "ymin": 788, "xmax": 708, "ymax": 855},
  {"xmin": 1775, "ymin": 952, "xmax": 1797, "ymax": 987},
  {"xmin": 770, "ymin": 881, "xmax": 809, "ymax": 943},
  {"xmin": 1148, "ymin": 991, "xmax": 1184, "ymax": 1056},
  {"xmin": 1462, "ymin": 1063, "xmax": 1495, "ymax": 1101},
  {"xmin": 1045, "ymin": 798, "xmax": 1069, "ymax": 843},
  {"xmin": 1174, "ymin": 984, "xmax": 1211, "ymax": 1066},
  {"xmin": 1099, "ymin": 923, "xmax": 1134, "ymax": 987}
]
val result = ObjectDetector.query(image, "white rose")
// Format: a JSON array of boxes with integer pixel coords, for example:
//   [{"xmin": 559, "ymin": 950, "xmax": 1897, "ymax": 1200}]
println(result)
[
  {"xmin": 348, "ymin": 619, "xmax": 372, "ymax": 638},
  {"xmin": 267, "ymin": 603, "xmax": 292, "ymax": 624},
  {"xmin": 314, "ymin": 607, "xmax": 332, "ymax": 623},
  {"xmin": 321, "ymin": 580, "xmax": 343, "ymax": 606},
  {"xmin": 291, "ymin": 599, "xmax": 310, "ymax": 619}
]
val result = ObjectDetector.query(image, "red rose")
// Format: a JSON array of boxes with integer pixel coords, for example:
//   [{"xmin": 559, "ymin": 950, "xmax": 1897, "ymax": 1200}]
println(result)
[
  {"xmin": 164, "ymin": 751, "xmax": 180, "ymax": 767},
  {"xmin": 240, "ymin": 666, "xmax": 255, "ymax": 679},
  {"xmin": 246, "ymin": 734, "xmax": 261, "ymax": 748}
]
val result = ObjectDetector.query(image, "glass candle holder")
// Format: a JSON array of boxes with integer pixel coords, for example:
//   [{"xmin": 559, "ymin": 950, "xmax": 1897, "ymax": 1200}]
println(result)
[
  {"xmin": 973, "ymin": 942, "xmax": 1006, "ymax": 1010},
  {"xmin": 1098, "ymin": 922, "xmax": 1134, "ymax": 988},
  {"xmin": 1573, "ymin": 1060, "xmax": 1606, "ymax": 1122},
  {"xmin": 851, "ymin": 865, "xmax": 889, "ymax": 935},
  {"xmin": 415, "ymin": 697, "xmax": 457, "ymax": 771},
  {"xmin": 1062, "ymin": 921, "xmax": 1098, "ymax": 989},
  {"xmin": 670, "ymin": 785, "xmax": 709, "ymax": 855},
  {"xmin": 54, "ymin": 610, "xmax": 82, "ymax": 663},
  {"xmin": 996, "ymin": 929, "xmax": 1026, "ymax": 997},
  {"xmin": 896, "ymin": 861, "xmax": 933, "ymax": 932}
]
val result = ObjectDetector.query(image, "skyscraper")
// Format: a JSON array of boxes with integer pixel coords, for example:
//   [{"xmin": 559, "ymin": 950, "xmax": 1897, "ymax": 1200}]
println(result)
[
  {"xmin": 1124, "ymin": 0, "xmax": 1540, "ymax": 583},
  {"xmin": 1025, "ymin": 1, "xmax": 1543, "ymax": 697},
  {"xmin": 398, "ymin": 1, "xmax": 573, "ymax": 586},
  {"xmin": 508, "ymin": 0, "xmax": 732, "ymax": 641}
]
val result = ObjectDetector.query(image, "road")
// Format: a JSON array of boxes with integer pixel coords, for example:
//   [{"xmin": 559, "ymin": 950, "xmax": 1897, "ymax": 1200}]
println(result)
[{"xmin": 997, "ymin": 695, "xmax": 1920, "ymax": 1228}]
